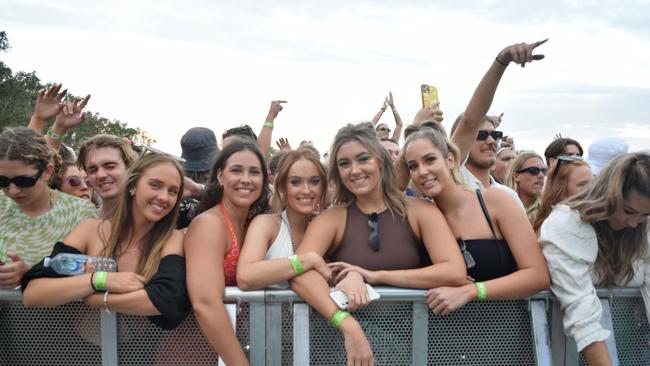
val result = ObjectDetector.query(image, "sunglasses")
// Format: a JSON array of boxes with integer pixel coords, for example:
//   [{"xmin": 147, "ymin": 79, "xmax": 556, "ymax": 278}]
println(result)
[
  {"xmin": 516, "ymin": 166, "xmax": 547, "ymax": 176},
  {"xmin": 376, "ymin": 127, "xmax": 391, "ymax": 133},
  {"xmin": 367, "ymin": 213, "xmax": 380, "ymax": 252},
  {"xmin": 65, "ymin": 176, "xmax": 91, "ymax": 188},
  {"xmin": 476, "ymin": 130, "xmax": 503, "ymax": 141},
  {"xmin": 458, "ymin": 238, "xmax": 476, "ymax": 269},
  {"xmin": 0, "ymin": 169, "xmax": 44, "ymax": 188}
]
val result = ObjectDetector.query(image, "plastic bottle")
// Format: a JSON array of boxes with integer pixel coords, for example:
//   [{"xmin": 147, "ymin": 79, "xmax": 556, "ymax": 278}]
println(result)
[{"xmin": 43, "ymin": 253, "xmax": 118, "ymax": 275}]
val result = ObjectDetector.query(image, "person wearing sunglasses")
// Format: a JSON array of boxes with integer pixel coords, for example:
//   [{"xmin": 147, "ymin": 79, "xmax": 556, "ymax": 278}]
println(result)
[
  {"xmin": 401, "ymin": 122, "xmax": 549, "ymax": 318},
  {"xmin": 371, "ymin": 92, "xmax": 404, "ymax": 142},
  {"xmin": 506, "ymin": 151, "xmax": 547, "ymax": 223},
  {"xmin": 238, "ymin": 148, "xmax": 330, "ymax": 290},
  {"xmin": 532, "ymin": 155, "xmax": 592, "ymax": 234},
  {"xmin": 540, "ymin": 153, "xmax": 650, "ymax": 365},
  {"xmin": 290, "ymin": 122, "xmax": 465, "ymax": 365},
  {"xmin": 50, "ymin": 161, "xmax": 93, "ymax": 201},
  {"xmin": 0, "ymin": 128, "xmax": 97, "ymax": 289}
]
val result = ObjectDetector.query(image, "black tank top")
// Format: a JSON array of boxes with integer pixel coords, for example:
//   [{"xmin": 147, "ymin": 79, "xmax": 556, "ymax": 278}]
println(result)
[
  {"xmin": 458, "ymin": 190, "xmax": 518, "ymax": 281},
  {"xmin": 329, "ymin": 203, "xmax": 431, "ymax": 271}
]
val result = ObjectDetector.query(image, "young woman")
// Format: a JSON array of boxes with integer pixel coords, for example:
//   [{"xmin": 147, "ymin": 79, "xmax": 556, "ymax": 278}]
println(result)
[
  {"xmin": 532, "ymin": 155, "xmax": 592, "ymax": 234},
  {"xmin": 540, "ymin": 152, "xmax": 650, "ymax": 365},
  {"xmin": 237, "ymin": 148, "xmax": 330, "ymax": 290},
  {"xmin": 0, "ymin": 128, "xmax": 96, "ymax": 289},
  {"xmin": 50, "ymin": 161, "xmax": 93, "ymax": 201},
  {"xmin": 506, "ymin": 151, "xmax": 547, "ymax": 223},
  {"xmin": 402, "ymin": 124, "xmax": 549, "ymax": 315},
  {"xmin": 184, "ymin": 138, "xmax": 270, "ymax": 365},
  {"xmin": 290, "ymin": 122, "xmax": 466, "ymax": 365},
  {"xmin": 22, "ymin": 153, "xmax": 190, "ymax": 330}
]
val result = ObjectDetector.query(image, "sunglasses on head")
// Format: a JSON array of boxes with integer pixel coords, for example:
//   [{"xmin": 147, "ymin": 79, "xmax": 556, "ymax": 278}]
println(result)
[
  {"xmin": 65, "ymin": 176, "xmax": 91, "ymax": 188},
  {"xmin": 476, "ymin": 130, "xmax": 503, "ymax": 141},
  {"xmin": 367, "ymin": 212, "xmax": 380, "ymax": 252},
  {"xmin": 0, "ymin": 169, "xmax": 44, "ymax": 188},
  {"xmin": 516, "ymin": 166, "xmax": 547, "ymax": 176},
  {"xmin": 377, "ymin": 127, "xmax": 391, "ymax": 133}
]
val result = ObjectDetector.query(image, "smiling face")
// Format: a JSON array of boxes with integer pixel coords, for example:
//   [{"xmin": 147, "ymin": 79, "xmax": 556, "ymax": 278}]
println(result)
[
  {"xmin": 0, "ymin": 159, "xmax": 52, "ymax": 208},
  {"xmin": 404, "ymin": 138, "xmax": 454, "ymax": 197},
  {"xmin": 335, "ymin": 140, "xmax": 382, "ymax": 197},
  {"xmin": 131, "ymin": 162, "xmax": 182, "ymax": 223},
  {"xmin": 85, "ymin": 147, "xmax": 127, "ymax": 201},
  {"xmin": 515, "ymin": 156, "xmax": 546, "ymax": 199},
  {"xmin": 493, "ymin": 149, "xmax": 515, "ymax": 183},
  {"xmin": 566, "ymin": 164, "xmax": 593, "ymax": 197},
  {"xmin": 285, "ymin": 158, "xmax": 323, "ymax": 215},
  {"xmin": 607, "ymin": 191, "xmax": 650, "ymax": 231},
  {"xmin": 467, "ymin": 120, "xmax": 498, "ymax": 170},
  {"xmin": 60, "ymin": 165, "xmax": 91, "ymax": 200},
  {"xmin": 218, "ymin": 150, "xmax": 264, "ymax": 209}
]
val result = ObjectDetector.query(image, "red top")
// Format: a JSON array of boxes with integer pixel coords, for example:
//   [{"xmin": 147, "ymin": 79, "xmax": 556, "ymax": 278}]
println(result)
[{"xmin": 220, "ymin": 203, "xmax": 240, "ymax": 286}]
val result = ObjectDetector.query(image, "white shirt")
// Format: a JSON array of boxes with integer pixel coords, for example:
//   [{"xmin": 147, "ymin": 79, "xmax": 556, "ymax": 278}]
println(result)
[
  {"xmin": 459, "ymin": 164, "xmax": 525, "ymax": 210},
  {"xmin": 540, "ymin": 204, "xmax": 650, "ymax": 351},
  {"xmin": 264, "ymin": 211, "xmax": 295, "ymax": 289}
]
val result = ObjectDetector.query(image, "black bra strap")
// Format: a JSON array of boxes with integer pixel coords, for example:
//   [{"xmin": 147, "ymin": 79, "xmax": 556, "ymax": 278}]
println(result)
[{"xmin": 475, "ymin": 189, "xmax": 497, "ymax": 240}]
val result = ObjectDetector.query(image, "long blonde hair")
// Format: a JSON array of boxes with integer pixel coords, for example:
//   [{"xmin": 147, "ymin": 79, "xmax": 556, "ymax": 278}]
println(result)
[
  {"xmin": 328, "ymin": 122, "xmax": 406, "ymax": 218},
  {"xmin": 101, "ymin": 153, "xmax": 184, "ymax": 281},
  {"xmin": 271, "ymin": 148, "xmax": 328, "ymax": 213},
  {"xmin": 505, "ymin": 151, "xmax": 544, "ymax": 191},
  {"xmin": 569, "ymin": 152, "xmax": 650, "ymax": 285}
]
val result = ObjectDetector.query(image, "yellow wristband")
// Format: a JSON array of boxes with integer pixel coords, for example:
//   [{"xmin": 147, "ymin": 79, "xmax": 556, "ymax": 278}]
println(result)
[{"xmin": 330, "ymin": 310, "xmax": 350, "ymax": 329}]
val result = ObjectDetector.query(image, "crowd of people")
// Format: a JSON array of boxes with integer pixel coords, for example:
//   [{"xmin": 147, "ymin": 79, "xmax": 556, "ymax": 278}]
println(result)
[{"xmin": 1, "ymin": 39, "xmax": 648, "ymax": 366}]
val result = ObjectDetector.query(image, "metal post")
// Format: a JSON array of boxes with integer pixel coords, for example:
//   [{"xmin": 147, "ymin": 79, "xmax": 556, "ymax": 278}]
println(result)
[
  {"xmin": 530, "ymin": 300, "xmax": 552, "ymax": 366},
  {"xmin": 293, "ymin": 303, "xmax": 310, "ymax": 365},
  {"xmin": 264, "ymin": 303, "xmax": 282, "ymax": 366},
  {"xmin": 100, "ymin": 310, "xmax": 118, "ymax": 366},
  {"xmin": 411, "ymin": 302, "xmax": 429, "ymax": 365},
  {"xmin": 600, "ymin": 299, "xmax": 619, "ymax": 366},
  {"xmin": 550, "ymin": 300, "xmax": 571, "ymax": 366}
]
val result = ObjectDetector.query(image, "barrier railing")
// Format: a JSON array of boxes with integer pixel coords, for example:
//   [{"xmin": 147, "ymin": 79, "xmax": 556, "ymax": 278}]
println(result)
[{"xmin": 1, "ymin": 287, "xmax": 647, "ymax": 365}]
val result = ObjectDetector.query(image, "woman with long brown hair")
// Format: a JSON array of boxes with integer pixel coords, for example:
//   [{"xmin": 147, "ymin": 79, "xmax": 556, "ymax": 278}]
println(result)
[
  {"xmin": 540, "ymin": 152, "xmax": 650, "ymax": 365},
  {"xmin": 22, "ymin": 152, "xmax": 190, "ymax": 330}
]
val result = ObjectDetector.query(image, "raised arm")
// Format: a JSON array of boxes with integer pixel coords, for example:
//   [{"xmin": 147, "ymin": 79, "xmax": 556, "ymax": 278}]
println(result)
[
  {"xmin": 27, "ymin": 83, "xmax": 66, "ymax": 133},
  {"xmin": 237, "ymin": 214, "xmax": 330, "ymax": 290},
  {"xmin": 370, "ymin": 99, "xmax": 388, "ymax": 125},
  {"xmin": 386, "ymin": 92, "xmax": 403, "ymax": 142},
  {"xmin": 258, "ymin": 100, "xmax": 286, "ymax": 156},
  {"xmin": 46, "ymin": 95, "xmax": 91, "ymax": 151},
  {"xmin": 185, "ymin": 213, "xmax": 248, "ymax": 365},
  {"xmin": 452, "ymin": 40, "xmax": 547, "ymax": 161},
  {"xmin": 290, "ymin": 208, "xmax": 374, "ymax": 366}
]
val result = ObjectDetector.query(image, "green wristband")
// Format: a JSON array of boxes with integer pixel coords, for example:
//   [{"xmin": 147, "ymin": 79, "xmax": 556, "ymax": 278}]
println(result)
[
  {"xmin": 288, "ymin": 255, "xmax": 304, "ymax": 275},
  {"xmin": 475, "ymin": 281, "xmax": 488, "ymax": 301},
  {"xmin": 263, "ymin": 121, "xmax": 274, "ymax": 129},
  {"xmin": 94, "ymin": 271, "xmax": 107, "ymax": 291},
  {"xmin": 330, "ymin": 310, "xmax": 350, "ymax": 329},
  {"xmin": 46, "ymin": 127, "xmax": 66, "ymax": 141}
]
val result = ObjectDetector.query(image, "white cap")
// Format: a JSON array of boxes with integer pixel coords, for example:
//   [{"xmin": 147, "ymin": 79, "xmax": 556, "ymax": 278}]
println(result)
[{"xmin": 586, "ymin": 137, "xmax": 629, "ymax": 176}]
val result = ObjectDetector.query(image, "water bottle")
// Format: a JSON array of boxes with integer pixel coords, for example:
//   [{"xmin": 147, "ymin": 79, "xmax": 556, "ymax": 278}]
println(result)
[{"xmin": 43, "ymin": 253, "xmax": 118, "ymax": 275}]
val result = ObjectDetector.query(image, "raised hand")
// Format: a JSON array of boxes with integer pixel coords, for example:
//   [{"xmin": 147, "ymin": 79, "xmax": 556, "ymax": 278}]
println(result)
[
  {"xmin": 33, "ymin": 83, "xmax": 67, "ymax": 121},
  {"xmin": 497, "ymin": 38, "xmax": 548, "ymax": 68},
  {"xmin": 53, "ymin": 95, "xmax": 91, "ymax": 131},
  {"xmin": 276, "ymin": 137, "xmax": 292, "ymax": 151},
  {"xmin": 413, "ymin": 102, "xmax": 444, "ymax": 124},
  {"xmin": 386, "ymin": 91, "xmax": 395, "ymax": 108},
  {"xmin": 266, "ymin": 100, "xmax": 287, "ymax": 121}
]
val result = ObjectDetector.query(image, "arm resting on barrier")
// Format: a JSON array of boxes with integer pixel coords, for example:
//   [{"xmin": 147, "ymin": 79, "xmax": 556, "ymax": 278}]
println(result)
[{"xmin": 85, "ymin": 289, "xmax": 158, "ymax": 315}]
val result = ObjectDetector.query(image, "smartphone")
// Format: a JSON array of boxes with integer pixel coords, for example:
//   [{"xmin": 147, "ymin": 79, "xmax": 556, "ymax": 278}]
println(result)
[
  {"xmin": 420, "ymin": 84, "xmax": 439, "ymax": 108},
  {"xmin": 329, "ymin": 284, "xmax": 381, "ymax": 310}
]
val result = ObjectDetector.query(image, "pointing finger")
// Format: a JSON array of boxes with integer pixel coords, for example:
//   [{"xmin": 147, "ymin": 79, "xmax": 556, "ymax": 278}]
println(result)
[{"xmin": 533, "ymin": 38, "xmax": 549, "ymax": 48}]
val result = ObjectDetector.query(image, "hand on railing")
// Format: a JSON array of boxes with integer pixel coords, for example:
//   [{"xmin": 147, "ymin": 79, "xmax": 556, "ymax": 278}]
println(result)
[
  {"xmin": 333, "ymin": 270, "xmax": 370, "ymax": 311},
  {"xmin": 0, "ymin": 251, "xmax": 29, "ymax": 289},
  {"xmin": 425, "ymin": 284, "xmax": 476, "ymax": 316}
]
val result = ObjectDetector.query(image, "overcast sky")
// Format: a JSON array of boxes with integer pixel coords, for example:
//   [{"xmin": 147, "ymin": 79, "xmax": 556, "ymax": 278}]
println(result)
[{"xmin": 2, "ymin": 0, "xmax": 649, "ymax": 159}]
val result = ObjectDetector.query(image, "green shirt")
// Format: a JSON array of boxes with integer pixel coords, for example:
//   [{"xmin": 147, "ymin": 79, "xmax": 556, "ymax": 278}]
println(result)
[{"xmin": 0, "ymin": 190, "xmax": 97, "ymax": 266}]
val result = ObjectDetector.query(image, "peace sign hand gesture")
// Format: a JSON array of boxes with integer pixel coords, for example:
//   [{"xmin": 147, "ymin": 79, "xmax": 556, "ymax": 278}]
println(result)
[{"xmin": 497, "ymin": 39, "xmax": 548, "ymax": 68}]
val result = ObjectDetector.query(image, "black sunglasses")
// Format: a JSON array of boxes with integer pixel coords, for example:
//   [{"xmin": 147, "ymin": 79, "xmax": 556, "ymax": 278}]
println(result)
[
  {"xmin": 516, "ymin": 166, "xmax": 547, "ymax": 176},
  {"xmin": 458, "ymin": 238, "xmax": 476, "ymax": 269},
  {"xmin": 476, "ymin": 130, "xmax": 503, "ymax": 141},
  {"xmin": 376, "ymin": 127, "xmax": 391, "ymax": 133},
  {"xmin": 0, "ymin": 169, "xmax": 44, "ymax": 188},
  {"xmin": 65, "ymin": 176, "xmax": 91, "ymax": 188},
  {"xmin": 367, "ymin": 213, "xmax": 380, "ymax": 252}
]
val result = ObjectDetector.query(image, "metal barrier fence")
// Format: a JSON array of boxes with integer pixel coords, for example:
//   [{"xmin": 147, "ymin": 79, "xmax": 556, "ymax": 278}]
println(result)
[{"xmin": 1, "ymin": 287, "xmax": 647, "ymax": 365}]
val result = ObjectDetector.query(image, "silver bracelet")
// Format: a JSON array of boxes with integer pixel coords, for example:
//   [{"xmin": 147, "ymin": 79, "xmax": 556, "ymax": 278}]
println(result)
[{"xmin": 103, "ymin": 291, "xmax": 111, "ymax": 314}]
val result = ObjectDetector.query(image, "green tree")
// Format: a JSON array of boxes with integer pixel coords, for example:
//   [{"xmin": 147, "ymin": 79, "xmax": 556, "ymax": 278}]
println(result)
[{"xmin": 0, "ymin": 31, "xmax": 155, "ymax": 150}]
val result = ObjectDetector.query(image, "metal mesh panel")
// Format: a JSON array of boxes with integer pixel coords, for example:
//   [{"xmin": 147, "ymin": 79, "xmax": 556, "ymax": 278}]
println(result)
[
  {"xmin": 237, "ymin": 301, "xmax": 250, "ymax": 353},
  {"xmin": 611, "ymin": 296, "xmax": 650, "ymax": 364},
  {"xmin": 427, "ymin": 300, "xmax": 536, "ymax": 365},
  {"xmin": 0, "ymin": 300, "xmax": 101, "ymax": 366},
  {"xmin": 309, "ymin": 302, "xmax": 413, "ymax": 365},
  {"xmin": 281, "ymin": 302, "xmax": 293, "ymax": 366},
  {"xmin": 116, "ymin": 304, "xmax": 251, "ymax": 365}
]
